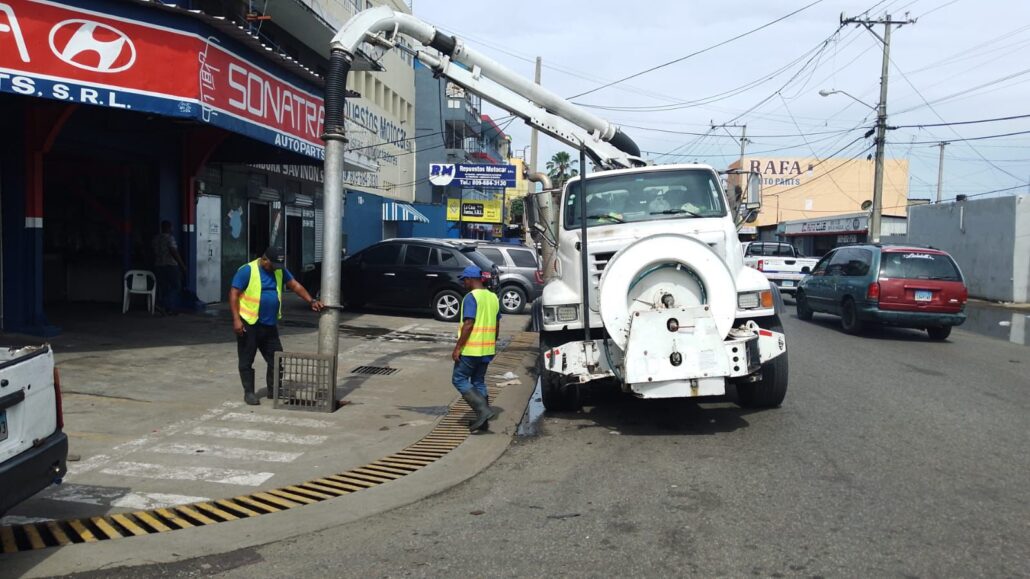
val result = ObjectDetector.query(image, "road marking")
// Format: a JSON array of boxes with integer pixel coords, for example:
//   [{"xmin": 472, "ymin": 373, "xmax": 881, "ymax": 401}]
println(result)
[
  {"xmin": 68, "ymin": 401, "xmax": 243, "ymax": 476},
  {"xmin": 151, "ymin": 442, "xmax": 303, "ymax": 463},
  {"xmin": 189, "ymin": 426, "xmax": 328, "ymax": 445},
  {"xmin": 100, "ymin": 461, "xmax": 275, "ymax": 487},
  {"xmin": 42, "ymin": 483, "xmax": 209, "ymax": 509},
  {"xmin": 220, "ymin": 412, "xmax": 332, "ymax": 429}
]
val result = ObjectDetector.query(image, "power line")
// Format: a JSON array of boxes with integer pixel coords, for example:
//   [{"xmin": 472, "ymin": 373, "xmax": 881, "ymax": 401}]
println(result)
[
  {"xmin": 892, "ymin": 113, "xmax": 1030, "ymax": 129},
  {"xmin": 903, "ymin": 129, "xmax": 1030, "ymax": 144},
  {"xmin": 567, "ymin": 0, "xmax": 828, "ymax": 99}
]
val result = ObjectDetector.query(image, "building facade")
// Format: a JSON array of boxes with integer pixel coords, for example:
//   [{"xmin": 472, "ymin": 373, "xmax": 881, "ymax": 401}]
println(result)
[{"xmin": 0, "ymin": 0, "xmax": 414, "ymax": 335}]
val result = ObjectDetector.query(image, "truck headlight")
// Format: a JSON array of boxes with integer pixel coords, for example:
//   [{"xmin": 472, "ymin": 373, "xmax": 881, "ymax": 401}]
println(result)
[
  {"xmin": 557, "ymin": 305, "xmax": 579, "ymax": 322},
  {"xmin": 738, "ymin": 290, "xmax": 773, "ymax": 310},
  {"xmin": 543, "ymin": 305, "xmax": 580, "ymax": 323}
]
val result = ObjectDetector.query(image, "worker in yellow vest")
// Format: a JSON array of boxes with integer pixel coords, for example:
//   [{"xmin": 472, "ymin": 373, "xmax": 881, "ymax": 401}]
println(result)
[
  {"xmin": 229, "ymin": 246, "xmax": 322, "ymax": 405},
  {"xmin": 451, "ymin": 265, "xmax": 500, "ymax": 431}
]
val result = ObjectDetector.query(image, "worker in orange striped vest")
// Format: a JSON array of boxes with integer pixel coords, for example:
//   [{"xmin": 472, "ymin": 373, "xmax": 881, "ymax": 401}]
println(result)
[
  {"xmin": 230, "ymin": 246, "xmax": 323, "ymax": 405},
  {"xmin": 451, "ymin": 265, "xmax": 500, "ymax": 431}
]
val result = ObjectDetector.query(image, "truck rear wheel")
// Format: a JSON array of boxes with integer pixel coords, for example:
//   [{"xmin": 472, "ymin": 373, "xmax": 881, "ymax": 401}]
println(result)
[{"xmin": 736, "ymin": 316, "xmax": 788, "ymax": 408}]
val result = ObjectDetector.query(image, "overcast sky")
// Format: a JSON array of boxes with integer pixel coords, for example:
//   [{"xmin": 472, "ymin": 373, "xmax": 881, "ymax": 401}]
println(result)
[{"xmin": 411, "ymin": 0, "xmax": 1030, "ymax": 202}]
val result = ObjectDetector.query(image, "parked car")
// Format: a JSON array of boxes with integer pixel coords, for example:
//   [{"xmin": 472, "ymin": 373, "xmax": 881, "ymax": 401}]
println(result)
[
  {"xmin": 741, "ymin": 241, "xmax": 819, "ymax": 296},
  {"xmin": 341, "ymin": 239, "xmax": 500, "ymax": 322},
  {"xmin": 462, "ymin": 241, "xmax": 543, "ymax": 314},
  {"xmin": 796, "ymin": 244, "xmax": 968, "ymax": 340},
  {"xmin": 1, "ymin": 345, "xmax": 68, "ymax": 516}
]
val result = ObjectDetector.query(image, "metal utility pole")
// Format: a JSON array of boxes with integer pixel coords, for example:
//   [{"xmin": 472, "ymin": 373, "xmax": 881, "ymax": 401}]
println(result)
[
  {"xmin": 529, "ymin": 56, "xmax": 541, "ymax": 174},
  {"xmin": 711, "ymin": 122, "xmax": 748, "ymax": 214},
  {"xmin": 935, "ymin": 141, "xmax": 949, "ymax": 202},
  {"xmin": 841, "ymin": 13, "xmax": 916, "ymax": 242}
]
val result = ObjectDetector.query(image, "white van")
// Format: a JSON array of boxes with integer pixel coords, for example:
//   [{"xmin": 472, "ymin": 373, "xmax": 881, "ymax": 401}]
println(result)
[{"xmin": 0, "ymin": 345, "xmax": 68, "ymax": 516}]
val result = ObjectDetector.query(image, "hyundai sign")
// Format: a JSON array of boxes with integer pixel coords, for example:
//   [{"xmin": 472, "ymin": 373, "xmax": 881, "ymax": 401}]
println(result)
[{"xmin": 429, "ymin": 163, "xmax": 516, "ymax": 188}]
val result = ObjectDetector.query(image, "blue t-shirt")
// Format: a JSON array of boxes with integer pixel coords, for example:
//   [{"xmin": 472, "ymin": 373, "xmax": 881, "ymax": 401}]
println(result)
[
  {"xmin": 461, "ymin": 292, "xmax": 501, "ymax": 361},
  {"xmin": 232, "ymin": 264, "xmax": 294, "ymax": 326}
]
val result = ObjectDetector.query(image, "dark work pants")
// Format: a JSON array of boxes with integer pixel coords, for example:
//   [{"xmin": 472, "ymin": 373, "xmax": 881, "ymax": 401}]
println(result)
[
  {"xmin": 154, "ymin": 265, "xmax": 181, "ymax": 312},
  {"xmin": 237, "ymin": 323, "xmax": 283, "ymax": 393}
]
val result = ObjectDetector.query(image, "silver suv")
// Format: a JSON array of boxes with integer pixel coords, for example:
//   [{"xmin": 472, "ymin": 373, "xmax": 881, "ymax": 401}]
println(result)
[{"xmin": 465, "ymin": 241, "xmax": 543, "ymax": 314}]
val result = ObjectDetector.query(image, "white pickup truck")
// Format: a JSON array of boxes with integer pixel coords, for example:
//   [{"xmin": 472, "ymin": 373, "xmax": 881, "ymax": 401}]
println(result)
[
  {"xmin": 742, "ymin": 242, "xmax": 819, "ymax": 296},
  {"xmin": 0, "ymin": 345, "xmax": 67, "ymax": 516}
]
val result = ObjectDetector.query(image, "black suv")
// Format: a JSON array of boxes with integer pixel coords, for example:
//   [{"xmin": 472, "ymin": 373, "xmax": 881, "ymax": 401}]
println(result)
[{"xmin": 341, "ymin": 239, "xmax": 500, "ymax": 322}]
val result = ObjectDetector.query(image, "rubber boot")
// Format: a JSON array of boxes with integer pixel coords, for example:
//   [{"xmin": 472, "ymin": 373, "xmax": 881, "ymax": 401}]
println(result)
[
  {"xmin": 461, "ymin": 390, "xmax": 496, "ymax": 432},
  {"xmin": 240, "ymin": 369, "xmax": 259, "ymax": 406}
]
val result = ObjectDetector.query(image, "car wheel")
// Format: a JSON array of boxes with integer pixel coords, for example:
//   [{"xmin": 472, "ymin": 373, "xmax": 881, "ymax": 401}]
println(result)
[
  {"xmin": 432, "ymin": 289, "xmax": 462, "ymax": 322},
  {"xmin": 796, "ymin": 291, "xmax": 814, "ymax": 321},
  {"xmin": 736, "ymin": 315, "xmax": 788, "ymax": 408},
  {"xmin": 840, "ymin": 298, "xmax": 864, "ymax": 335},
  {"xmin": 927, "ymin": 326, "xmax": 952, "ymax": 341},
  {"xmin": 499, "ymin": 285, "xmax": 527, "ymax": 315}
]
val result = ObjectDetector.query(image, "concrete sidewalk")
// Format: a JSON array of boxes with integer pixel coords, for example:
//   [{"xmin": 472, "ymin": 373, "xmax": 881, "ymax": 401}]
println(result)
[{"xmin": 2, "ymin": 298, "xmax": 531, "ymax": 524}]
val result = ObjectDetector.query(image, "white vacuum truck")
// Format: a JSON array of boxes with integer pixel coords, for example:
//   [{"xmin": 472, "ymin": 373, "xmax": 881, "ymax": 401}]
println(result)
[{"xmin": 324, "ymin": 7, "xmax": 788, "ymax": 412}]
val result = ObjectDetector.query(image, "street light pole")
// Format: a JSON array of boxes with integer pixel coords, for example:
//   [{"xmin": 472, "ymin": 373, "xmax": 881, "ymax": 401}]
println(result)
[{"xmin": 936, "ymin": 141, "xmax": 949, "ymax": 203}]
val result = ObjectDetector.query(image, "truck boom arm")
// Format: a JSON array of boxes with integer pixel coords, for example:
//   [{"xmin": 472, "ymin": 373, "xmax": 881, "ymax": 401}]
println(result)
[{"xmin": 325, "ymin": 5, "xmax": 644, "ymax": 170}]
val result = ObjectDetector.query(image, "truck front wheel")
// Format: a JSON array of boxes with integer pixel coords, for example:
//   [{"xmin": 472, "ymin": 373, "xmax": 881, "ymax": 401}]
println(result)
[
  {"xmin": 540, "ymin": 369, "xmax": 581, "ymax": 412},
  {"xmin": 736, "ymin": 316, "xmax": 789, "ymax": 408}
]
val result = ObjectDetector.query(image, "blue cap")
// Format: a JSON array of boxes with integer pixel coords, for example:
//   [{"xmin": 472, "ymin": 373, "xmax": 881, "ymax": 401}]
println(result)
[{"xmin": 459, "ymin": 265, "xmax": 482, "ymax": 280}]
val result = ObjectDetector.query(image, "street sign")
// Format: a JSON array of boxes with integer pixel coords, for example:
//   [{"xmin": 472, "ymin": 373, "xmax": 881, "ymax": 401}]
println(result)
[
  {"xmin": 446, "ymin": 199, "xmax": 503, "ymax": 223},
  {"xmin": 429, "ymin": 163, "xmax": 516, "ymax": 188}
]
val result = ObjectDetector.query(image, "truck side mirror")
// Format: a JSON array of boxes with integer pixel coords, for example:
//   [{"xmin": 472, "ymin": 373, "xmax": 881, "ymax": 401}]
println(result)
[
  {"xmin": 743, "ymin": 173, "xmax": 762, "ymax": 210},
  {"xmin": 745, "ymin": 211, "xmax": 759, "ymax": 224}
]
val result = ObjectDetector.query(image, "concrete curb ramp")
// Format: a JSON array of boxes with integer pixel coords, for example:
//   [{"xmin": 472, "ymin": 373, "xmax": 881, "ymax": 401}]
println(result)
[{"xmin": 0, "ymin": 332, "xmax": 539, "ymax": 555}]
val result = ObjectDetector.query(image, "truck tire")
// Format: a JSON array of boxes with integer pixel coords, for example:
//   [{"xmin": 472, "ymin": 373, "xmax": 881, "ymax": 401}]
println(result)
[
  {"xmin": 736, "ymin": 315, "xmax": 788, "ymax": 408},
  {"xmin": 539, "ymin": 365, "xmax": 581, "ymax": 412},
  {"xmin": 599, "ymin": 234, "xmax": 736, "ymax": 350}
]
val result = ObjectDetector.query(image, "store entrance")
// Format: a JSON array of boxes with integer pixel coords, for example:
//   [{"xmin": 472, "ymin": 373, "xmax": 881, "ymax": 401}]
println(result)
[
  {"xmin": 42, "ymin": 156, "xmax": 157, "ymax": 307},
  {"xmin": 248, "ymin": 201, "xmax": 270, "ymax": 259}
]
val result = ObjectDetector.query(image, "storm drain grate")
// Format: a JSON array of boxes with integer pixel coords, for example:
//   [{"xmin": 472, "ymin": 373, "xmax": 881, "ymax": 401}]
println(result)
[{"xmin": 351, "ymin": 365, "xmax": 399, "ymax": 376}]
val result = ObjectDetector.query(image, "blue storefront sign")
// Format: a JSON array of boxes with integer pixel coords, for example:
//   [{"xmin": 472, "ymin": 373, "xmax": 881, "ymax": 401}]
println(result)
[{"xmin": 428, "ymin": 163, "xmax": 516, "ymax": 188}]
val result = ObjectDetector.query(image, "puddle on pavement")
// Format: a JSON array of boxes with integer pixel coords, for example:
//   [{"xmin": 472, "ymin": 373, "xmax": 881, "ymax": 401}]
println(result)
[
  {"xmin": 963, "ymin": 305, "xmax": 1029, "ymax": 346},
  {"xmin": 516, "ymin": 379, "xmax": 545, "ymax": 437}
]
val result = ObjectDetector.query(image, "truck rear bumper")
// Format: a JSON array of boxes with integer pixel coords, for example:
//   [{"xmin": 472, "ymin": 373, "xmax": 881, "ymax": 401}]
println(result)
[{"xmin": 0, "ymin": 430, "xmax": 67, "ymax": 515}]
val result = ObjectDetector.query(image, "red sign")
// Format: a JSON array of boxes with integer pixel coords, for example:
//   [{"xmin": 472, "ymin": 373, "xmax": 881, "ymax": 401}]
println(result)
[{"xmin": 0, "ymin": 0, "xmax": 325, "ymax": 158}]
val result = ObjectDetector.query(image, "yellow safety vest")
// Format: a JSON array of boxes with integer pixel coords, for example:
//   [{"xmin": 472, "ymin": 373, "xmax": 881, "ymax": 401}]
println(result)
[
  {"xmin": 459, "ymin": 288, "xmax": 499, "ymax": 357},
  {"xmin": 238, "ymin": 259, "xmax": 282, "ymax": 325}
]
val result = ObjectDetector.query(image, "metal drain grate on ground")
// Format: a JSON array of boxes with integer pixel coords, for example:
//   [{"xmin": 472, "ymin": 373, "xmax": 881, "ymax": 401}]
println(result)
[{"xmin": 351, "ymin": 365, "xmax": 399, "ymax": 376}]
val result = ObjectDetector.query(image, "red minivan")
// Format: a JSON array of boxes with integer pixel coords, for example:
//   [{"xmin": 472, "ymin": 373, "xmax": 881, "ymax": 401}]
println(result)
[{"xmin": 797, "ymin": 245, "xmax": 968, "ymax": 340}]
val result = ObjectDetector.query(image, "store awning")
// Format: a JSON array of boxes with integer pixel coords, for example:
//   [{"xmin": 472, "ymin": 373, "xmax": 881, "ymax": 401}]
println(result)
[{"xmin": 382, "ymin": 201, "xmax": 429, "ymax": 223}]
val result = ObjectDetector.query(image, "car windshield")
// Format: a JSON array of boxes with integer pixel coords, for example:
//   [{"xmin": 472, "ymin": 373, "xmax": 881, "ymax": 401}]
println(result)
[
  {"xmin": 563, "ymin": 169, "xmax": 726, "ymax": 229},
  {"xmin": 880, "ymin": 251, "xmax": 962, "ymax": 281}
]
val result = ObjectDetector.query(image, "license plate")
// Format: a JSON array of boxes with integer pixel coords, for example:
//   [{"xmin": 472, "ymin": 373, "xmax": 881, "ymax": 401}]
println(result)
[
  {"xmin": 915, "ymin": 290, "xmax": 933, "ymax": 302},
  {"xmin": 0, "ymin": 410, "xmax": 7, "ymax": 442},
  {"xmin": 781, "ymin": 280, "xmax": 794, "ymax": 287}
]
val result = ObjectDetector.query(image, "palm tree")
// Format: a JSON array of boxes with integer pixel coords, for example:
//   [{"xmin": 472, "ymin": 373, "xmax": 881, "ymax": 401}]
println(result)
[{"xmin": 546, "ymin": 151, "xmax": 579, "ymax": 188}]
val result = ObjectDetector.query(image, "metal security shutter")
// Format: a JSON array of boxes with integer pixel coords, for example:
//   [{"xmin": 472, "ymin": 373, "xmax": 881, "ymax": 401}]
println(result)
[{"xmin": 314, "ymin": 208, "xmax": 324, "ymax": 262}]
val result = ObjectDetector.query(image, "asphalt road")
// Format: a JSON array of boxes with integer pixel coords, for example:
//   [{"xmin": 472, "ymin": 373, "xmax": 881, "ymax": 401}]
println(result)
[{"xmin": 70, "ymin": 311, "xmax": 1029, "ymax": 578}]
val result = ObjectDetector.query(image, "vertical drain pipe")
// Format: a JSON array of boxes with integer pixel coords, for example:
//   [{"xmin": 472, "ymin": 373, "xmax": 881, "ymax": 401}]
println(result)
[
  {"xmin": 318, "ymin": 49, "xmax": 352, "ymax": 359},
  {"xmin": 525, "ymin": 171, "xmax": 556, "ymax": 281},
  {"xmin": 578, "ymin": 147, "xmax": 590, "ymax": 342}
]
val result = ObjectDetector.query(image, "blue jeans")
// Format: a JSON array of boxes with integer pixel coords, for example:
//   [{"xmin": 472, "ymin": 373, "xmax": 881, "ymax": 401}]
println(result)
[{"xmin": 452, "ymin": 355, "xmax": 491, "ymax": 398}]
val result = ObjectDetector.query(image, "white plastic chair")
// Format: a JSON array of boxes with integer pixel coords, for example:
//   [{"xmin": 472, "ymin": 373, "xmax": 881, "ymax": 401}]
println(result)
[{"xmin": 123, "ymin": 270, "xmax": 157, "ymax": 314}]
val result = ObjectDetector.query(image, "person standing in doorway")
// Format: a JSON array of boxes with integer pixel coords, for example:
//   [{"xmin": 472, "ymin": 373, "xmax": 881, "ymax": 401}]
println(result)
[
  {"xmin": 230, "ymin": 246, "xmax": 323, "ymax": 405},
  {"xmin": 451, "ymin": 265, "xmax": 500, "ymax": 431},
  {"xmin": 152, "ymin": 220, "xmax": 187, "ymax": 315}
]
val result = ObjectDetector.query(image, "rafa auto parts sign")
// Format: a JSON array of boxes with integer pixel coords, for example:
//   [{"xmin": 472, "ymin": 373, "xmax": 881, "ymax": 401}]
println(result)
[{"xmin": 0, "ymin": 0, "xmax": 326, "ymax": 160}]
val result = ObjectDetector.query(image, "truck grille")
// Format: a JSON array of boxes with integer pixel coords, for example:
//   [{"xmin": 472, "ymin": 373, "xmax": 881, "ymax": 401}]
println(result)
[{"xmin": 592, "ymin": 252, "xmax": 615, "ymax": 274}]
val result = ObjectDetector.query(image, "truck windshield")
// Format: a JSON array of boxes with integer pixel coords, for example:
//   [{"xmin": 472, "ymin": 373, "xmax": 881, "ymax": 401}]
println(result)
[{"xmin": 563, "ymin": 169, "xmax": 726, "ymax": 229}]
